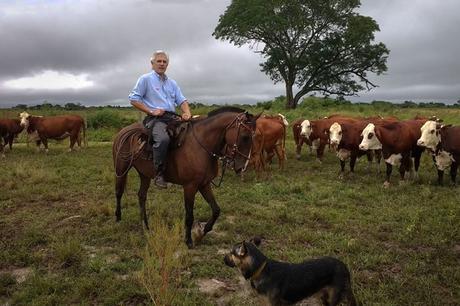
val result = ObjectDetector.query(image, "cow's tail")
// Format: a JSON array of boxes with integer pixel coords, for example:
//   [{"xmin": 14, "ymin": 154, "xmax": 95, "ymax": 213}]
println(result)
[{"xmin": 282, "ymin": 124, "xmax": 287, "ymax": 160}]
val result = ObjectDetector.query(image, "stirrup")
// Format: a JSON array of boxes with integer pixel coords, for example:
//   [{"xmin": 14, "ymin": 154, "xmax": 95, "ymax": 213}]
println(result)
[{"xmin": 154, "ymin": 174, "xmax": 168, "ymax": 189}]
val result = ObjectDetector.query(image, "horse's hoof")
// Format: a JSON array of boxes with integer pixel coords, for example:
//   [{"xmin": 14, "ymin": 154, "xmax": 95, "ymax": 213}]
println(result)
[
  {"xmin": 383, "ymin": 181, "xmax": 390, "ymax": 188},
  {"xmin": 191, "ymin": 222, "xmax": 205, "ymax": 246}
]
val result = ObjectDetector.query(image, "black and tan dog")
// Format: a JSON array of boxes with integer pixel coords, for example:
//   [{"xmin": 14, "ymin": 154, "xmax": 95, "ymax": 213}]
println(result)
[{"xmin": 224, "ymin": 238, "xmax": 357, "ymax": 306}]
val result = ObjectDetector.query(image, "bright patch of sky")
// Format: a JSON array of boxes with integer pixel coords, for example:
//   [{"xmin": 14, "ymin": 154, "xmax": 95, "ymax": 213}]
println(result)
[{"xmin": 4, "ymin": 70, "xmax": 94, "ymax": 90}]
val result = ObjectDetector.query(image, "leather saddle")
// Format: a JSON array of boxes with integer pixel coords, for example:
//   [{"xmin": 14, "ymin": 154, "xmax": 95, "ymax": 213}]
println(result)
[{"xmin": 141, "ymin": 120, "xmax": 191, "ymax": 158}]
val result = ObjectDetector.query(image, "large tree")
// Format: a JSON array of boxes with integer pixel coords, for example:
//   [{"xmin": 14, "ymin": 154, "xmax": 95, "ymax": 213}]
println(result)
[{"xmin": 213, "ymin": 0, "xmax": 389, "ymax": 109}]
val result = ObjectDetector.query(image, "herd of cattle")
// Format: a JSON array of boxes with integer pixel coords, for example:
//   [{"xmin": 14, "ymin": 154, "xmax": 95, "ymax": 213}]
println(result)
[
  {"xmin": 0, "ymin": 112, "xmax": 86, "ymax": 156},
  {"xmin": 290, "ymin": 114, "xmax": 460, "ymax": 186},
  {"xmin": 1, "ymin": 111, "xmax": 459, "ymax": 186}
]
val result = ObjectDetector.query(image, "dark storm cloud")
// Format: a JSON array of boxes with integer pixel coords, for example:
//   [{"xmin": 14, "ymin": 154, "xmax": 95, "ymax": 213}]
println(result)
[{"xmin": 0, "ymin": 0, "xmax": 459, "ymax": 107}]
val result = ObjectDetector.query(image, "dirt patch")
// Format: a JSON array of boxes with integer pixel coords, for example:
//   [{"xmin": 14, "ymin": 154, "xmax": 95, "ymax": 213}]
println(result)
[
  {"xmin": 0, "ymin": 267, "xmax": 33, "ymax": 284},
  {"xmin": 196, "ymin": 278, "xmax": 236, "ymax": 297}
]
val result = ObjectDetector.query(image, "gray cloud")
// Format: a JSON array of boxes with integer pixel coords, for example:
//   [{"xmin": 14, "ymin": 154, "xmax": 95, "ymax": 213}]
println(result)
[{"xmin": 0, "ymin": 0, "xmax": 459, "ymax": 107}]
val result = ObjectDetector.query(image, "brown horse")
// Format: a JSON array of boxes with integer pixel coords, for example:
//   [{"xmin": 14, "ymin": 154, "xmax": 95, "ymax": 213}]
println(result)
[{"xmin": 112, "ymin": 107, "xmax": 258, "ymax": 248}]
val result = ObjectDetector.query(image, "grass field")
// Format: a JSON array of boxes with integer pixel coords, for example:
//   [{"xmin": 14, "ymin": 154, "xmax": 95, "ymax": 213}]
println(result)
[{"xmin": 1, "ymin": 105, "xmax": 459, "ymax": 305}]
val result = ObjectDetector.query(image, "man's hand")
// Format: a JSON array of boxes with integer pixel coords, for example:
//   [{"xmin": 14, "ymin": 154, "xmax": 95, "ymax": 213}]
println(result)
[
  {"xmin": 181, "ymin": 112, "xmax": 191, "ymax": 121},
  {"xmin": 150, "ymin": 109, "xmax": 165, "ymax": 116}
]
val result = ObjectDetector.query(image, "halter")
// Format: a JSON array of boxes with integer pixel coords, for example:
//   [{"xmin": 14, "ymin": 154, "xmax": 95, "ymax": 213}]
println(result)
[{"xmin": 191, "ymin": 112, "xmax": 255, "ymax": 186}]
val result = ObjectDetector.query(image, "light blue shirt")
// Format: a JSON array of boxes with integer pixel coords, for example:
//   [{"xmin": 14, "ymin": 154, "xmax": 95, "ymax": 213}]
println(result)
[{"xmin": 128, "ymin": 71, "xmax": 186, "ymax": 112}]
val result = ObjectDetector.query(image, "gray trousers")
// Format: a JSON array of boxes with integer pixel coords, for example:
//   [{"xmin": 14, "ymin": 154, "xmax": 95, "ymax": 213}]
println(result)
[{"xmin": 144, "ymin": 116, "xmax": 171, "ymax": 172}]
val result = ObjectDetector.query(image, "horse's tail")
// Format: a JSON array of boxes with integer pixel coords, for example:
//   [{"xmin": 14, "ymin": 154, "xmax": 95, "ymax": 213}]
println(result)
[{"xmin": 112, "ymin": 123, "xmax": 146, "ymax": 177}]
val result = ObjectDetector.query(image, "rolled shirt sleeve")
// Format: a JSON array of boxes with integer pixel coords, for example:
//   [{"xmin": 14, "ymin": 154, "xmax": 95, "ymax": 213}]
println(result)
[
  {"xmin": 172, "ymin": 81, "xmax": 186, "ymax": 106},
  {"xmin": 128, "ymin": 75, "xmax": 147, "ymax": 102}
]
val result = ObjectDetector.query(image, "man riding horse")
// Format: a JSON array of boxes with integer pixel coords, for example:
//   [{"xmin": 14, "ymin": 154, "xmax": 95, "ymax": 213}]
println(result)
[{"xmin": 129, "ymin": 50, "xmax": 192, "ymax": 188}]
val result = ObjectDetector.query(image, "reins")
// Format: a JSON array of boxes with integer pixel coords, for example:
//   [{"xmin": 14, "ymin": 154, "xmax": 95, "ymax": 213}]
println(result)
[{"xmin": 190, "ymin": 112, "xmax": 253, "ymax": 187}]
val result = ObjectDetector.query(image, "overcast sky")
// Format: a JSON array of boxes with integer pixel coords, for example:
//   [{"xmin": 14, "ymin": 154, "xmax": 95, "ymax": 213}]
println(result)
[{"xmin": 1, "ymin": 0, "xmax": 459, "ymax": 107}]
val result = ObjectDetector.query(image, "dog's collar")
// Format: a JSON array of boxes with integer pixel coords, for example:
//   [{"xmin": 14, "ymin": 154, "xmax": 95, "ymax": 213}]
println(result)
[{"xmin": 249, "ymin": 261, "xmax": 267, "ymax": 281}]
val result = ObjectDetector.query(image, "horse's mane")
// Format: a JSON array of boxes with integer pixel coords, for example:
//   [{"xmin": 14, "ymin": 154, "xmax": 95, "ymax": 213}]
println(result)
[{"xmin": 207, "ymin": 106, "xmax": 246, "ymax": 117}]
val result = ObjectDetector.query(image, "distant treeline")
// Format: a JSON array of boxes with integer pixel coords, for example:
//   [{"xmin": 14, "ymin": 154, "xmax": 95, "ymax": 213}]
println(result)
[{"xmin": 10, "ymin": 96, "xmax": 460, "ymax": 112}]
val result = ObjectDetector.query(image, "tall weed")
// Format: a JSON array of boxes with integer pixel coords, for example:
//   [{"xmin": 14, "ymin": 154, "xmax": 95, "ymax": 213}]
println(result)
[{"xmin": 138, "ymin": 215, "xmax": 188, "ymax": 306}]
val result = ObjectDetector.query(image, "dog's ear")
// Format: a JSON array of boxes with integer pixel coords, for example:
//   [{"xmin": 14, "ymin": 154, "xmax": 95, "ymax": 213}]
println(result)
[
  {"xmin": 235, "ymin": 242, "xmax": 247, "ymax": 257},
  {"xmin": 250, "ymin": 236, "xmax": 262, "ymax": 246}
]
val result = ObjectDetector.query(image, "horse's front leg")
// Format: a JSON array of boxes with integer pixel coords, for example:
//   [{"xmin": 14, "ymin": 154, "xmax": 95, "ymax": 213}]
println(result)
[
  {"xmin": 138, "ymin": 173, "xmax": 152, "ymax": 230},
  {"xmin": 183, "ymin": 184, "xmax": 198, "ymax": 248},
  {"xmin": 199, "ymin": 183, "xmax": 221, "ymax": 235}
]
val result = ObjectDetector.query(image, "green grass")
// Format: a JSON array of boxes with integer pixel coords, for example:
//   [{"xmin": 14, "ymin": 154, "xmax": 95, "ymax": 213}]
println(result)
[{"xmin": 1, "ymin": 106, "xmax": 459, "ymax": 305}]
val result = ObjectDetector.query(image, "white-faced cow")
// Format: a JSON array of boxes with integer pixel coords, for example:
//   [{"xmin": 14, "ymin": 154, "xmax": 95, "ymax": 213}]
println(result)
[
  {"xmin": 329, "ymin": 121, "xmax": 377, "ymax": 175},
  {"xmin": 292, "ymin": 118, "xmax": 313, "ymax": 160},
  {"xmin": 359, "ymin": 119, "xmax": 426, "ymax": 187},
  {"xmin": 0, "ymin": 118, "xmax": 24, "ymax": 156},
  {"xmin": 329, "ymin": 117, "xmax": 399, "ymax": 175},
  {"xmin": 301, "ymin": 116, "xmax": 360, "ymax": 162},
  {"xmin": 417, "ymin": 120, "xmax": 460, "ymax": 185},
  {"xmin": 19, "ymin": 112, "xmax": 87, "ymax": 152}
]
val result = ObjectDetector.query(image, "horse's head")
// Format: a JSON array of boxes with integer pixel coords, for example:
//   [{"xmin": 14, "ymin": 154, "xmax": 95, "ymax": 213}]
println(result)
[{"xmin": 224, "ymin": 112, "xmax": 259, "ymax": 174}]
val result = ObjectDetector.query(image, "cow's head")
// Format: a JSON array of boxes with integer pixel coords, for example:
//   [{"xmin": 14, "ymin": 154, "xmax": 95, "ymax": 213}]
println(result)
[
  {"xmin": 300, "ymin": 120, "xmax": 311, "ymax": 138},
  {"xmin": 417, "ymin": 120, "xmax": 440, "ymax": 151},
  {"xmin": 329, "ymin": 122, "xmax": 342, "ymax": 149},
  {"xmin": 19, "ymin": 111, "xmax": 30, "ymax": 128},
  {"xmin": 359, "ymin": 123, "xmax": 382, "ymax": 150}
]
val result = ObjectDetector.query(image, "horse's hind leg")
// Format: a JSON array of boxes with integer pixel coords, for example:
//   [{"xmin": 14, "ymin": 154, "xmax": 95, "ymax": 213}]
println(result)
[
  {"xmin": 137, "ymin": 172, "xmax": 152, "ymax": 230},
  {"xmin": 115, "ymin": 174, "xmax": 128, "ymax": 222},
  {"xmin": 199, "ymin": 183, "xmax": 221, "ymax": 235}
]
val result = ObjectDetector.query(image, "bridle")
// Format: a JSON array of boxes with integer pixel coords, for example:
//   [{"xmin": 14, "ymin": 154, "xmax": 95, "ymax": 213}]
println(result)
[{"xmin": 191, "ymin": 112, "xmax": 255, "ymax": 186}]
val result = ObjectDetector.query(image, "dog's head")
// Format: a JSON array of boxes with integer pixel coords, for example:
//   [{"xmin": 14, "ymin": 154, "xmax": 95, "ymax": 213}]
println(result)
[{"xmin": 224, "ymin": 237, "xmax": 266, "ymax": 279}]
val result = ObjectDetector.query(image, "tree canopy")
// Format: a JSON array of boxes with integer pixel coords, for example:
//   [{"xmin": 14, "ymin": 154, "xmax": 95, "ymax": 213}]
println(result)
[{"xmin": 213, "ymin": 0, "xmax": 389, "ymax": 109}]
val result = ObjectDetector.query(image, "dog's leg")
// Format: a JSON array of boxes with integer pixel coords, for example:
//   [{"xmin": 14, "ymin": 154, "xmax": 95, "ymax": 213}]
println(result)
[
  {"xmin": 345, "ymin": 284, "xmax": 357, "ymax": 306},
  {"xmin": 327, "ymin": 286, "xmax": 345, "ymax": 306}
]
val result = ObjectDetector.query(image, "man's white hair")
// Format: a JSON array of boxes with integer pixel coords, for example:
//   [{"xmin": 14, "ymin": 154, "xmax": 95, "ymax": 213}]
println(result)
[{"xmin": 151, "ymin": 50, "xmax": 169, "ymax": 62}]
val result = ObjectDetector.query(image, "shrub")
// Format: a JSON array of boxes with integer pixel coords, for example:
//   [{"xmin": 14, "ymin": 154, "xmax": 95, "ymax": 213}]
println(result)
[
  {"xmin": 137, "ymin": 215, "xmax": 188, "ymax": 306},
  {"xmin": 86, "ymin": 111, "xmax": 135, "ymax": 129}
]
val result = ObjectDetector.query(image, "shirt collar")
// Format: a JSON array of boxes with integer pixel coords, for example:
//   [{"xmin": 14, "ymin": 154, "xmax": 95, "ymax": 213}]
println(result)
[{"xmin": 153, "ymin": 71, "xmax": 168, "ymax": 81}]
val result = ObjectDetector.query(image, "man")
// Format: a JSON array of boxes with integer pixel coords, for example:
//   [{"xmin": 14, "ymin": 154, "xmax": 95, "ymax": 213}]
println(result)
[{"xmin": 129, "ymin": 50, "xmax": 191, "ymax": 188}]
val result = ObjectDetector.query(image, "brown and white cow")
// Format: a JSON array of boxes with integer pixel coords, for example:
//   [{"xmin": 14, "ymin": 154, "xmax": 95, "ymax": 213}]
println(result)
[
  {"xmin": 19, "ymin": 112, "xmax": 87, "ymax": 152},
  {"xmin": 300, "ymin": 116, "xmax": 359, "ymax": 162},
  {"xmin": 0, "ymin": 118, "xmax": 24, "ymax": 156},
  {"xmin": 417, "ymin": 120, "xmax": 460, "ymax": 185},
  {"xmin": 292, "ymin": 118, "xmax": 313, "ymax": 160},
  {"xmin": 359, "ymin": 119, "xmax": 426, "ymax": 187},
  {"xmin": 329, "ymin": 120, "xmax": 377, "ymax": 175},
  {"xmin": 329, "ymin": 117, "xmax": 399, "ymax": 174}
]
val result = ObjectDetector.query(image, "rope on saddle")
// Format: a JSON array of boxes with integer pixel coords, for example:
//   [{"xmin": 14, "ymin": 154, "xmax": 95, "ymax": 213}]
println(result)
[{"xmin": 114, "ymin": 124, "xmax": 147, "ymax": 177}]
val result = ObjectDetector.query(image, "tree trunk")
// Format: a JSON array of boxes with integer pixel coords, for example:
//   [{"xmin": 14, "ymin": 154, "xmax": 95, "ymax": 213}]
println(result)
[{"xmin": 285, "ymin": 82, "xmax": 296, "ymax": 109}]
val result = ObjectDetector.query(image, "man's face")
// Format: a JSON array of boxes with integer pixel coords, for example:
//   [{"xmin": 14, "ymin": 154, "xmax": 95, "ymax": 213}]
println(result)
[{"xmin": 151, "ymin": 54, "xmax": 168, "ymax": 75}]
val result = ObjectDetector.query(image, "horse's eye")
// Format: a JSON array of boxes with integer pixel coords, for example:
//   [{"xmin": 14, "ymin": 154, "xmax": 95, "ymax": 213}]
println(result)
[
  {"xmin": 430, "ymin": 129, "xmax": 435, "ymax": 134},
  {"xmin": 368, "ymin": 133, "xmax": 373, "ymax": 139}
]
